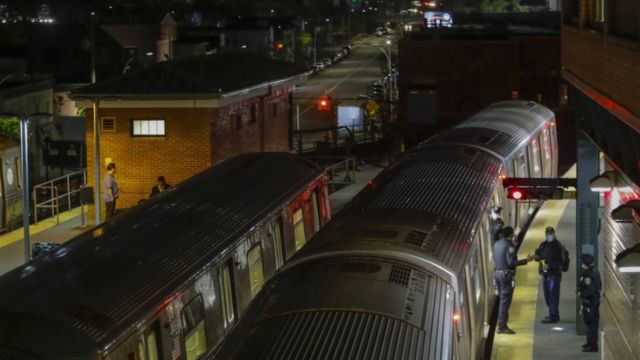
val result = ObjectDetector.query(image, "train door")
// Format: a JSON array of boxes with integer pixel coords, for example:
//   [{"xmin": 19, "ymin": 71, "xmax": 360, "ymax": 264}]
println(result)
[
  {"xmin": 512, "ymin": 152, "xmax": 528, "ymax": 231},
  {"xmin": 464, "ymin": 246, "xmax": 484, "ymax": 358},
  {"xmin": 549, "ymin": 122, "xmax": 558, "ymax": 176},
  {"xmin": 182, "ymin": 295, "xmax": 207, "ymax": 359},
  {"xmin": 478, "ymin": 215, "xmax": 495, "ymax": 332},
  {"xmin": 311, "ymin": 190, "xmax": 321, "ymax": 233},
  {"xmin": 540, "ymin": 127, "xmax": 554, "ymax": 178},
  {"xmin": 528, "ymin": 137, "xmax": 542, "ymax": 178},
  {"xmin": 247, "ymin": 243, "xmax": 266, "ymax": 299},
  {"xmin": 271, "ymin": 217, "xmax": 285, "ymax": 269},
  {"xmin": 136, "ymin": 322, "xmax": 162, "ymax": 360}
]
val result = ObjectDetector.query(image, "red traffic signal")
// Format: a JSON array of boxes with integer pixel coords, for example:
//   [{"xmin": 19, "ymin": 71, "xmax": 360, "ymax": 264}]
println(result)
[
  {"xmin": 508, "ymin": 188, "xmax": 524, "ymax": 200},
  {"xmin": 317, "ymin": 96, "xmax": 331, "ymax": 111}
]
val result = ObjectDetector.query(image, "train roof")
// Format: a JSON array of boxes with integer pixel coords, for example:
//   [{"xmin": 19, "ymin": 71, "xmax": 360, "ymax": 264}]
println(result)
[
  {"xmin": 309, "ymin": 145, "xmax": 501, "ymax": 275},
  {"xmin": 426, "ymin": 100, "xmax": 555, "ymax": 161},
  {"xmin": 0, "ymin": 152, "xmax": 323, "ymax": 355}
]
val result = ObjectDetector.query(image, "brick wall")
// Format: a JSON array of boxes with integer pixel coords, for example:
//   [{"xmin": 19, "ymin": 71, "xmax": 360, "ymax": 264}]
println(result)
[
  {"xmin": 85, "ymin": 107, "xmax": 212, "ymax": 213},
  {"xmin": 562, "ymin": 25, "xmax": 640, "ymax": 126},
  {"xmin": 211, "ymin": 87, "xmax": 291, "ymax": 164},
  {"xmin": 399, "ymin": 39, "xmax": 520, "ymax": 126}
]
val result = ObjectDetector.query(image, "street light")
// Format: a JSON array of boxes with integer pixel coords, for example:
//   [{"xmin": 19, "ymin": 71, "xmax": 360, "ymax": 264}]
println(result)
[{"xmin": 0, "ymin": 112, "xmax": 51, "ymax": 263}]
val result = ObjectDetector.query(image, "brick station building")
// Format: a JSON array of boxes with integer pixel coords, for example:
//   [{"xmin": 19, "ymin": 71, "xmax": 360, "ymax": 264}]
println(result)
[{"xmin": 71, "ymin": 52, "xmax": 308, "ymax": 215}]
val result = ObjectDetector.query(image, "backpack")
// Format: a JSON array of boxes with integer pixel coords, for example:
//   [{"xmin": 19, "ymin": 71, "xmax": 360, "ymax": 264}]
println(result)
[{"xmin": 560, "ymin": 244, "xmax": 570, "ymax": 272}]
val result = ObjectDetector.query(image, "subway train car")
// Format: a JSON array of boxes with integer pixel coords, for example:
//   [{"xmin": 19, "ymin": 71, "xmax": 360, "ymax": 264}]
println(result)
[
  {"xmin": 213, "ymin": 101, "xmax": 558, "ymax": 360},
  {"xmin": 0, "ymin": 136, "xmax": 23, "ymax": 232},
  {"xmin": 0, "ymin": 153, "xmax": 330, "ymax": 359}
]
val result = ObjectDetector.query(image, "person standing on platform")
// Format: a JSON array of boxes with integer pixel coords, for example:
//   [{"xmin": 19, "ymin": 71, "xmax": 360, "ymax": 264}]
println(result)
[
  {"xmin": 493, "ymin": 226, "xmax": 534, "ymax": 334},
  {"xmin": 578, "ymin": 253, "xmax": 601, "ymax": 352},
  {"xmin": 104, "ymin": 163, "xmax": 119, "ymax": 220},
  {"xmin": 150, "ymin": 176, "xmax": 172, "ymax": 198},
  {"xmin": 534, "ymin": 226, "xmax": 569, "ymax": 323}
]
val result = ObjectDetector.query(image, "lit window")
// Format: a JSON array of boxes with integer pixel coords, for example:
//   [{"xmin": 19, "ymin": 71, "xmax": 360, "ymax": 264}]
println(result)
[
  {"xmin": 247, "ymin": 244, "xmax": 265, "ymax": 298},
  {"xmin": 220, "ymin": 264, "xmax": 235, "ymax": 327},
  {"xmin": 132, "ymin": 119, "xmax": 165, "ymax": 137},
  {"xmin": 182, "ymin": 295, "xmax": 207, "ymax": 359}
]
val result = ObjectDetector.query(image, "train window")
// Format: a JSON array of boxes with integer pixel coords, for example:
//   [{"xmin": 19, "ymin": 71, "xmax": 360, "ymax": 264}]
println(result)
[
  {"xmin": 137, "ymin": 339, "xmax": 146, "ymax": 360},
  {"xmin": 247, "ymin": 244, "xmax": 265, "ymax": 298},
  {"xmin": 272, "ymin": 218, "xmax": 284, "ymax": 268},
  {"xmin": 293, "ymin": 208, "xmax": 306, "ymax": 251},
  {"xmin": 471, "ymin": 249, "xmax": 481, "ymax": 304},
  {"xmin": 146, "ymin": 331, "xmax": 159, "ymax": 360},
  {"xmin": 514, "ymin": 153, "xmax": 526, "ymax": 177},
  {"xmin": 181, "ymin": 295, "xmax": 207, "ymax": 360},
  {"xmin": 311, "ymin": 190, "xmax": 321, "ymax": 232},
  {"xmin": 220, "ymin": 263, "xmax": 236, "ymax": 327}
]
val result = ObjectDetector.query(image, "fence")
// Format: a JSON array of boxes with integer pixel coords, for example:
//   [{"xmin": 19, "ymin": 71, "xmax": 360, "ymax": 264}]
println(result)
[
  {"xmin": 292, "ymin": 123, "xmax": 384, "ymax": 154},
  {"xmin": 33, "ymin": 170, "xmax": 87, "ymax": 224}
]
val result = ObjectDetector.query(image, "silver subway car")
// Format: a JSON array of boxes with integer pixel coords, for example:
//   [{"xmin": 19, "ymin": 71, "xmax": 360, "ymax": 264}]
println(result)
[
  {"xmin": 0, "ymin": 153, "xmax": 331, "ymax": 359},
  {"xmin": 213, "ymin": 101, "xmax": 558, "ymax": 360}
]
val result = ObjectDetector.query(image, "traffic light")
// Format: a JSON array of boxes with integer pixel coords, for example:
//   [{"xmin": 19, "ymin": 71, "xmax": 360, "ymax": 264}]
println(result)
[
  {"xmin": 507, "ymin": 187, "xmax": 524, "ymax": 200},
  {"xmin": 317, "ymin": 96, "xmax": 331, "ymax": 111},
  {"xmin": 275, "ymin": 41, "xmax": 284, "ymax": 52},
  {"xmin": 506, "ymin": 187, "xmax": 569, "ymax": 200}
]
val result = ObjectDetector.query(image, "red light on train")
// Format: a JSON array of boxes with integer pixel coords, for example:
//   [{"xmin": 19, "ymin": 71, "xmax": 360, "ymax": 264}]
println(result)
[{"xmin": 368, "ymin": 180, "xmax": 377, "ymax": 189}]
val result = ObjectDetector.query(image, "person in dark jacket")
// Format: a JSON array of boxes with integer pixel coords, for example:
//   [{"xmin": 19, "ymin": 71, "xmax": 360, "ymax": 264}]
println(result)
[
  {"xmin": 489, "ymin": 206, "xmax": 505, "ymax": 243},
  {"xmin": 493, "ymin": 226, "xmax": 534, "ymax": 334},
  {"xmin": 534, "ymin": 226, "xmax": 567, "ymax": 323},
  {"xmin": 578, "ymin": 253, "xmax": 601, "ymax": 352},
  {"xmin": 150, "ymin": 176, "xmax": 172, "ymax": 198}
]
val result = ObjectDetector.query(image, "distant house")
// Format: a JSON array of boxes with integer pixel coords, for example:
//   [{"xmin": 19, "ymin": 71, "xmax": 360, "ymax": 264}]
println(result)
[{"xmin": 71, "ymin": 52, "xmax": 308, "ymax": 212}]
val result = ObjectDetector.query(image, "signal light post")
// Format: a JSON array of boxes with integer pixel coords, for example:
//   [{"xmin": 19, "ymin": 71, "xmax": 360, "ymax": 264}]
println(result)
[{"xmin": 504, "ymin": 178, "xmax": 577, "ymax": 201}]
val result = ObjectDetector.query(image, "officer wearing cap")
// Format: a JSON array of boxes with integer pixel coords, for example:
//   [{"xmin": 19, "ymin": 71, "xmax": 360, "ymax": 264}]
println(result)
[
  {"xmin": 578, "ymin": 253, "xmax": 601, "ymax": 352},
  {"xmin": 534, "ymin": 226, "xmax": 568, "ymax": 323},
  {"xmin": 493, "ymin": 226, "xmax": 534, "ymax": 334}
]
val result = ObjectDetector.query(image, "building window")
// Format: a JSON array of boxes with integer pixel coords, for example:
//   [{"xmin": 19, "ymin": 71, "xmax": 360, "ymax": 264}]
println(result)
[
  {"xmin": 270, "ymin": 103, "xmax": 278, "ymax": 118},
  {"xmin": 250, "ymin": 104, "xmax": 258, "ymax": 123},
  {"xmin": 132, "ymin": 119, "xmax": 165, "ymax": 137},
  {"xmin": 101, "ymin": 117, "xmax": 116, "ymax": 132},
  {"xmin": 230, "ymin": 113, "xmax": 242, "ymax": 130}
]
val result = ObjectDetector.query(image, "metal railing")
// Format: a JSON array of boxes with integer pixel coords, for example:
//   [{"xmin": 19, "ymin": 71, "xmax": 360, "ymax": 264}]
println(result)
[
  {"xmin": 33, "ymin": 170, "xmax": 87, "ymax": 224},
  {"xmin": 292, "ymin": 123, "xmax": 384, "ymax": 154},
  {"xmin": 304, "ymin": 156, "xmax": 357, "ymax": 194}
]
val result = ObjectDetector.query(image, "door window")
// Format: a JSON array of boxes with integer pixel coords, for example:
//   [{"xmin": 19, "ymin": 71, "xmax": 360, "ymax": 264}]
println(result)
[
  {"xmin": 247, "ymin": 244, "xmax": 265, "ymax": 298},
  {"xmin": 182, "ymin": 295, "xmax": 207, "ymax": 360}
]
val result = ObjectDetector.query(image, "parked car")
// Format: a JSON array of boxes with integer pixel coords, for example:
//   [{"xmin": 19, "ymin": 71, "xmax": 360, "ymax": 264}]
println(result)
[
  {"xmin": 322, "ymin": 58, "xmax": 332, "ymax": 67},
  {"xmin": 314, "ymin": 62, "xmax": 326, "ymax": 71}
]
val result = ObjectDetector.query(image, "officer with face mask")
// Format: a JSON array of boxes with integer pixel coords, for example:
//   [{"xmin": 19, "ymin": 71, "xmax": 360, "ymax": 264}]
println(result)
[
  {"xmin": 493, "ymin": 226, "xmax": 534, "ymax": 334},
  {"xmin": 534, "ymin": 226, "xmax": 568, "ymax": 323},
  {"xmin": 578, "ymin": 253, "xmax": 601, "ymax": 352}
]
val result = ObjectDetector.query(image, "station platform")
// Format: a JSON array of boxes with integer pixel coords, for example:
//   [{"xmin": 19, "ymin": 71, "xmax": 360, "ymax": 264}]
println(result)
[{"xmin": 492, "ymin": 166, "xmax": 599, "ymax": 360}]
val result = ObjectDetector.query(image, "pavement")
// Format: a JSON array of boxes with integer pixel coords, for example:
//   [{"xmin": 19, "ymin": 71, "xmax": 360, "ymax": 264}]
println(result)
[{"xmin": 0, "ymin": 207, "xmax": 92, "ymax": 276}]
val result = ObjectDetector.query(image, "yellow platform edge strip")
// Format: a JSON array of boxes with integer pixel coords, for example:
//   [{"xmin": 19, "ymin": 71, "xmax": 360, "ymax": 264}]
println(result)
[{"xmin": 0, "ymin": 207, "xmax": 84, "ymax": 249}]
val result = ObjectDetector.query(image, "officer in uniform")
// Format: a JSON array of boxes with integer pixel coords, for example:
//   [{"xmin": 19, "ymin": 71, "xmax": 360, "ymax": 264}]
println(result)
[
  {"xmin": 578, "ymin": 253, "xmax": 601, "ymax": 352},
  {"xmin": 493, "ymin": 226, "xmax": 534, "ymax": 334}
]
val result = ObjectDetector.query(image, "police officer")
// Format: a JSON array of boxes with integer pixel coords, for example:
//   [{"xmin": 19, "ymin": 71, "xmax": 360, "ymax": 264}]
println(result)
[
  {"xmin": 578, "ymin": 253, "xmax": 601, "ymax": 352},
  {"xmin": 534, "ymin": 226, "xmax": 567, "ymax": 323},
  {"xmin": 493, "ymin": 226, "xmax": 534, "ymax": 334}
]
